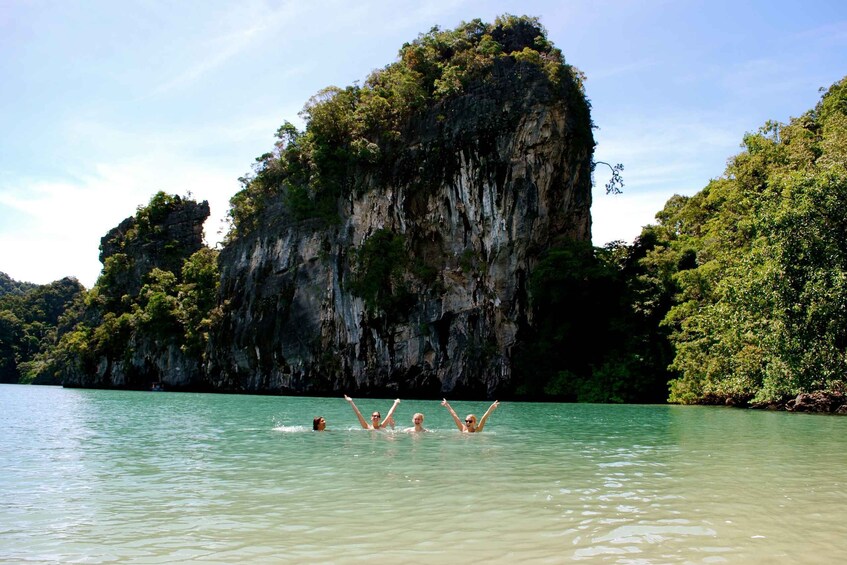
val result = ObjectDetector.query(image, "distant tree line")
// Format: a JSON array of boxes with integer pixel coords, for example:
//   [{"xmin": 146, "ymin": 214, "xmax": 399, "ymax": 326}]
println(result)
[{"xmin": 0, "ymin": 276, "xmax": 84, "ymax": 383}]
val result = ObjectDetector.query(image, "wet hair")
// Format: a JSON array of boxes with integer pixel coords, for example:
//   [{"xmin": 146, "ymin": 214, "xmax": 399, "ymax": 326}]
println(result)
[
  {"xmin": 313, "ymin": 416, "xmax": 324, "ymax": 431},
  {"xmin": 413, "ymin": 412, "xmax": 424, "ymax": 421}
]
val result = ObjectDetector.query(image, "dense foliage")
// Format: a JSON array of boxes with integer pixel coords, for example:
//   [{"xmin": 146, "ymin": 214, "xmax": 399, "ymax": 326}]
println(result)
[
  {"xmin": 513, "ymin": 239, "xmax": 673, "ymax": 402},
  {"xmin": 347, "ymin": 229, "xmax": 415, "ymax": 322},
  {"xmin": 635, "ymin": 77, "xmax": 847, "ymax": 405},
  {"xmin": 513, "ymin": 77, "xmax": 847, "ymax": 405},
  {"xmin": 0, "ymin": 276, "xmax": 84, "ymax": 383},
  {"xmin": 0, "ymin": 272, "xmax": 38, "ymax": 298},
  {"xmin": 36, "ymin": 193, "xmax": 220, "ymax": 387},
  {"xmin": 226, "ymin": 15, "xmax": 588, "ymax": 240}
]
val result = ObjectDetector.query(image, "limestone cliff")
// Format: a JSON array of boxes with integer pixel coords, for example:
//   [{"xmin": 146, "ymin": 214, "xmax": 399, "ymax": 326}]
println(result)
[
  {"xmin": 61, "ymin": 194, "xmax": 210, "ymax": 389},
  {"xmin": 98, "ymin": 196, "xmax": 210, "ymax": 298},
  {"xmin": 55, "ymin": 17, "xmax": 596, "ymax": 397},
  {"xmin": 206, "ymin": 57, "xmax": 594, "ymax": 397}
]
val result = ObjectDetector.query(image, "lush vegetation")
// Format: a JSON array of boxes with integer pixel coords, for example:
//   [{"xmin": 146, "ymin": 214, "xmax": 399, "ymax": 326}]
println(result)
[
  {"xmin": 511, "ymin": 76, "xmax": 847, "ymax": 404},
  {"xmin": 0, "ymin": 276, "xmax": 84, "ymax": 383},
  {"xmin": 347, "ymin": 229, "xmax": 415, "ymax": 321},
  {"xmin": 32, "ymin": 193, "xmax": 220, "ymax": 387},
  {"xmin": 0, "ymin": 272, "xmax": 38, "ymax": 298},
  {"xmin": 513, "ymin": 239, "xmax": 673, "ymax": 402},
  {"xmin": 626, "ymin": 76, "xmax": 847, "ymax": 406},
  {"xmin": 226, "ymin": 15, "xmax": 589, "ymax": 240}
]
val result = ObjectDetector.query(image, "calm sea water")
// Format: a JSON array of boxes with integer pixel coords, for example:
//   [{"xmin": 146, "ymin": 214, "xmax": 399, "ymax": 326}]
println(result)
[{"xmin": 1, "ymin": 384, "xmax": 846, "ymax": 564}]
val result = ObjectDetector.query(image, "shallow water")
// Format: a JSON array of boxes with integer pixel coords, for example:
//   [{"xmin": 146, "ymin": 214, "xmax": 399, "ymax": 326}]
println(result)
[{"xmin": 1, "ymin": 384, "xmax": 845, "ymax": 563}]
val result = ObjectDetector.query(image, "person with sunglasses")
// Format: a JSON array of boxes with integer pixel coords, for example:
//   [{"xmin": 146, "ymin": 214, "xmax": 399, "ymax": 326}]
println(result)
[
  {"xmin": 441, "ymin": 398, "xmax": 500, "ymax": 432},
  {"xmin": 344, "ymin": 395, "xmax": 400, "ymax": 430}
]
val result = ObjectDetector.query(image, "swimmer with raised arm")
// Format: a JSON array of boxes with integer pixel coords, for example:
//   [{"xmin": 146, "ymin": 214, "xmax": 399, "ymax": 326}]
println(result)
[
  {"xmin": 344, "ymin": 395, "xmax": 400, "ymax": 430},
  {"xmin": 441, "ymin": 399, "xmax": 500, "ymax": 432}
]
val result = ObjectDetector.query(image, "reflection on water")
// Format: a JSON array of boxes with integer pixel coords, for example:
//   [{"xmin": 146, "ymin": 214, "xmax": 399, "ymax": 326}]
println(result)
[{"xmin": 1, "ymin": 385, "xmax": 845, "ymax": 563}]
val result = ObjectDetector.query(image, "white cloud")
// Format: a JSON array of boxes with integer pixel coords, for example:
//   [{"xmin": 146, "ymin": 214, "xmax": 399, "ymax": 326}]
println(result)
[
  {"xmin": 589, "ymin": 111, "xmax": 744, "ymax": 246},
  {"xmin": 0, "ymin": 156, "xmax": 241, "ymax": 288},
  {"xmin": 591, "ymin": 186, "xmax": 675, "ymax": 247}
]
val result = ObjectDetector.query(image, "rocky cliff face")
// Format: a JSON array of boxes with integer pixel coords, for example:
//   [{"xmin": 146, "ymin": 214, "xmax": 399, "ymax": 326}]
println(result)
[
  {"xmin": 99, "ymin": 198, "xmax": 210, "ymax": 298},
  {"xmin": 61, "ymin": 196, "xmax": 210, "ymax": 389},
  {"xmin": 206, "ymin": 63, "xmax": 594, "ymax": 397}
]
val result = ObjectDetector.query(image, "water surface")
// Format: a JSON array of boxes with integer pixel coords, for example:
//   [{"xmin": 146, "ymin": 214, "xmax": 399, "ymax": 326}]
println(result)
[{"xmin": 1, "ymin": 384, "xmax": 845, "ymax": 563}]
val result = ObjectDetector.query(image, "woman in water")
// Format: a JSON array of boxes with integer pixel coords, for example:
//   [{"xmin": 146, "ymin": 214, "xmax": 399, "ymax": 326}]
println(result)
[
  {"xmin": 441, "ymin": 399, "xmax": 500, "ymax": 432},
  {"xmin": 344, "ymin": 395, "xmax": 400, "ymax": 430},
  {"xmin": 403, "ymin": 412, "xmax": 428, "ymax": 432},
  {"xmin": 313, "ymin": 416, "xmax": 327, "ymax": 431}
]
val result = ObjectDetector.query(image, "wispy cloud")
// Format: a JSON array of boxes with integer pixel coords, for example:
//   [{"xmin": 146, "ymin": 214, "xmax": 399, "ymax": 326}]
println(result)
[
  {"xmin": 150, "ymin": 1, "xmax": 305, "ymax": 95},
  {"xmin": 0, "ymin": 155, "xmax": 242, "ymax": 287},
  {"xmin": 588, "ymin": 58, "xmax": 658, "ymax": 81},
  {"xmin": 590, "ymin": 112, "xmax": 745, "ymax": 245},
  {"xmin": 151, "ymin": 30, "xmax": 264, "ymax": 95},
  {"xmin": 791, "ymin": 19, "xmax": 847, "ymax": 46},
  {"xmin": 594, "ymin": 112, "xmax": 741, "ymax": 171}
]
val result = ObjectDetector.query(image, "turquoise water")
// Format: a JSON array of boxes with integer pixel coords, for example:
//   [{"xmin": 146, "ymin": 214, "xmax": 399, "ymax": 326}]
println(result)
[{"xmin": 1, "ymin": 384, "xmax": 846, "ymax": 564}]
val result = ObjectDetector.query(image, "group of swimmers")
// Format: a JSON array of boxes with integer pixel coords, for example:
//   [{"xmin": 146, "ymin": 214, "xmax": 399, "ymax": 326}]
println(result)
[{"xmin": 312, "ymin": 395, "xmax": 500, "ymax": 433}]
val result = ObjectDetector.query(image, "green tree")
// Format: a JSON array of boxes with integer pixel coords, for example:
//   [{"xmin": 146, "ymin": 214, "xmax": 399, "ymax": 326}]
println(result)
[
  {"xmin": 0, "ymin": 277, "xmax": 85, "ymax": 384},
  {"xmin": 225, "ymin": 15, "xmax": 589, "ymax": 240},
  {"xmin": 664, "ymin": 76, "xmax": 847, "ymax": 405},
  {"xmin": 178, "ymin": 248, "xmax": 220, "ymax": 355},
  {"xmin": 348, "ymin": 229, "xmax": 412, "ymax": 321},
  {"xmin": 35, "ymin": 193, "xmax": 216, "ymax": 387}
]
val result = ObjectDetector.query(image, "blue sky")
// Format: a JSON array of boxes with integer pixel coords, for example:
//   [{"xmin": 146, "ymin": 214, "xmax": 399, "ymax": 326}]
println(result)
[{"xmin": 1, "ymin": 0, "xmax": 845, "ymax": 288}]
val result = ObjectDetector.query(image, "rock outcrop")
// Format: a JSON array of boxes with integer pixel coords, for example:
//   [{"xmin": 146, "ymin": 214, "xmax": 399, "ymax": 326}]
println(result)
[
  {"xmin": 205, "ymin": 60, "xmax": 594, "ymax": 397},
  {"xmin": 786, "ymin": 391, "xmax": 847, "ymax": 414},
  {"xmin": 61, "ymin": 195, "xmax": 210, "ymax": 390},
  {"xmin": 57, "ymin": 18, "xmax": 597, "ymax": 398},
  {"xmin": 99, "ymin": 197, "xmax": 210, "ymax": 298}
]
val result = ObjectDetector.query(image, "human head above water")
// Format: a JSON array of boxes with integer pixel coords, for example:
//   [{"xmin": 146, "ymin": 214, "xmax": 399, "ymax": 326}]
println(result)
[
  {"xmin": 313, "ymin": 416, "xmax": 326, "ymax": 431},
  {"xmin": 465, "ymin": 414, "xmax": 477, "ymax": 430},
  {"xmin": 413, "ymin": 413, "xmax": 424, "ymax": 425}
]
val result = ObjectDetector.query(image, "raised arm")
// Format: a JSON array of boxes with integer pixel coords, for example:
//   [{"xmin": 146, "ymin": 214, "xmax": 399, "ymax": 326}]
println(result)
[
  {"xmin": 441, "ymin": 398, "xmax": 465, "ymax": 431},
  {"xmin": 344, "ymin": 394, "xmax": 370, "ymax": 429},
  {"xmin": 381, "ymin": 399, "xmax": 401, "ymax": 428},
  {"xmin": 476, "ymin": 400, "xmax": 500, "ymax": 431}
]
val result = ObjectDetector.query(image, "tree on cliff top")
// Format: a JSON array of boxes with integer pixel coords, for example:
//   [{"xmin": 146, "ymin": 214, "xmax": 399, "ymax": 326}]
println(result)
[
  {"xmin": 35, "ymin": 192, "xmax": 218, "ymax": 388},
  {"xmin": 226, "ymin": 15, "xmax": 592, "ymax": 240}
]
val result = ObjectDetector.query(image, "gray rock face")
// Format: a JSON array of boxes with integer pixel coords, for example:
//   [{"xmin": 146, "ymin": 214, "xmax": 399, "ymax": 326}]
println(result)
[
  {"xmin": 206, "ymin": 67, "xmax": 594, "ymax": 397},
  {"xmin": 99, "ymin": 198, "xmax": 210, "ymax": 298},
  {"xmin": 62, "ymin": 197, "xmax": 210, "ymax": 390}
]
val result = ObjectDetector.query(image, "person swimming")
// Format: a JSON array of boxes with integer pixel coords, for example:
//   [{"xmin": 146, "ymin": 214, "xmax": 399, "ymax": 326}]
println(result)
[
  {"xmin": 441, "ymin": 399, "xmax": 499, "ymax": 432},
  {"xmin": 405, "ymin": 412, "xmax": 428, "ymax": 433},
  {"xmin": 313, "ymin": 416, "xmax": 327, "ymax": 431},
  {"xmin": 344, "ymin": 395, "xmax": 400, "ymax": 430}
]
